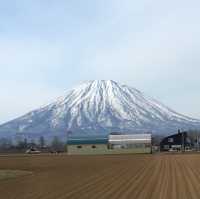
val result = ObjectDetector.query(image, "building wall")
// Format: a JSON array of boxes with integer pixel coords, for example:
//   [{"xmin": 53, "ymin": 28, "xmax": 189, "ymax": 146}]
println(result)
[
  {"xmin": 67, "ymin": 144, "xmax": 108, "ymax": 155},
  {"xmin": 67, "ymin": 144, "xmax": 151, "ymax": 155},
  {"xmin": 107, "ymin": 134, "xmax": 152, "ymax": 154},
  {"xmin": 107, "ymin": 147, "xmax": 151, "ymax": 154}
]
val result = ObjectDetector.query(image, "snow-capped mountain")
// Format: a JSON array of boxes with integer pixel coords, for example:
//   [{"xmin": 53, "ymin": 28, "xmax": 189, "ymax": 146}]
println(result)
[{"xmin": 0, "ymin": 80, "xmax": 200, "ymax": 139}]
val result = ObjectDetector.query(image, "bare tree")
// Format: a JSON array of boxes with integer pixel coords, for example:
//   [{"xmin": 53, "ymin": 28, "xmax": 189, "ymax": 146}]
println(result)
[
  {"xmin": 39, "ymin": 136, "xmax": 45, "ymax": 148},
  {"xmin": 51, "ymin": 136, "xmax": 64, "ymax": 152}
]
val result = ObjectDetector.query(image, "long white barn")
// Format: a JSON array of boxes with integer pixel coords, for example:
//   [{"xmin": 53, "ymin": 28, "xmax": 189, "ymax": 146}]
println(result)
[
  {"xmin": 109, "ymin": 134, "xmax": 151, "ymax": 144},
  {"xmin": 108, "ymin": 134, "xmax": 152, "ymax": 153}
]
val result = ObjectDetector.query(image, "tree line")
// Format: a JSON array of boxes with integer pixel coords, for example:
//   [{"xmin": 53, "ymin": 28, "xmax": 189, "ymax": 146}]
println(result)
[{"xmin": 0, "ymin": 136, "xmax": 66, "ymax": 152}]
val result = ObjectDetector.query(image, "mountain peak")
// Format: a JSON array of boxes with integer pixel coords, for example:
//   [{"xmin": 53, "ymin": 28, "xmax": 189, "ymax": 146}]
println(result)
[
  {"xmin": 0, "ymin": 81, "xmax": 200, "ymax": 139},
  {"xmin": 88, "ymin": 80, "xmax": 117, "ymax": 83},
  {"xmin": 81, "ymin": 80, "xmax": 119, "ymax": 87}
]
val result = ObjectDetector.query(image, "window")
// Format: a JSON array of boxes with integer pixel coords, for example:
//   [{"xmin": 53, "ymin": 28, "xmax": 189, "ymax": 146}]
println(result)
[
  {"xmin": 168, "ymin": 138, "xmax": 174, "ymax": 143},
  {"xmin": 91, "ymin": 145, "xmax": 96, "ymax": 149},
  {"xmin": 164, "ymin": 145, "xmax": 169, "ymax": 149},
  {"xmin": 77, "ymin": 145, "xmax": 82, "ymax": 149}
]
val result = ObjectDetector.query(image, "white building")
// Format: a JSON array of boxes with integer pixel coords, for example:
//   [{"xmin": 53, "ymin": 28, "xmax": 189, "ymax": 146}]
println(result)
[{"xmin": 108, "ymin": 134, "xmax": 152, "ymax": 153}]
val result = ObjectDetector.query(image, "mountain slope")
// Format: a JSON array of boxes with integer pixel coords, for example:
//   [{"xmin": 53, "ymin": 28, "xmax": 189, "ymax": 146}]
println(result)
[{"xmin": 0, "ymin": 80, "xmax": 200, "ymax": 139}]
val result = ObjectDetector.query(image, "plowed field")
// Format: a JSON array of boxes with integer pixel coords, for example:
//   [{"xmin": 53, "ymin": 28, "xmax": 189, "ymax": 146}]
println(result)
[{"xmin": 0, "ymin": 153, "xmax": 200, "ymax": 199}]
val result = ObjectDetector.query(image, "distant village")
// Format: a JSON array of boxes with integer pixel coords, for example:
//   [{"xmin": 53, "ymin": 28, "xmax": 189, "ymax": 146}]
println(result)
[{"xmin": 0, "ymin": 129, "xmax": 200, "ymax": 155}]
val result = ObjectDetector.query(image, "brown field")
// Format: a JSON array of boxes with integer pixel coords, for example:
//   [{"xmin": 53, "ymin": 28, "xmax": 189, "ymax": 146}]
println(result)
[{"xmin": 1, "ymin": 153, "xmax": 200, "ymax": 199}]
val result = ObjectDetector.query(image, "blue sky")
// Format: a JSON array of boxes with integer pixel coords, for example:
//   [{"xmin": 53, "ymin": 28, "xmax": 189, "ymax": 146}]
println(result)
[{"xmin": 0, "ymin": 0, "xmax": 200, "ymax": 124}]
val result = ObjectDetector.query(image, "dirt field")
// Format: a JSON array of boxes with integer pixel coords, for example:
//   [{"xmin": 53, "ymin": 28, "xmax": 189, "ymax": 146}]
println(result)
[{"xmin": 0, "ymin": 153, "xmax": 200, "ymax": 199}]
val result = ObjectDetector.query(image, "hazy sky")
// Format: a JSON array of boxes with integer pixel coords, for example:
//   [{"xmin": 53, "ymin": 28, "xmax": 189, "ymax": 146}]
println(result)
[{"xmin": 0, "ymin": 0, "xmax": 200, "ymax": 124}]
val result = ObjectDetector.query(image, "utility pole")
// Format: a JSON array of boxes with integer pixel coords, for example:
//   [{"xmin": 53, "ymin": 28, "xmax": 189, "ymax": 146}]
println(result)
[
  {"xmin": 196, "ymin": 132, "xmax": 198, "ymax": 151},
  {"xmin": 181, "ymin": 132, "xmax": 184, "ymax": 152}
]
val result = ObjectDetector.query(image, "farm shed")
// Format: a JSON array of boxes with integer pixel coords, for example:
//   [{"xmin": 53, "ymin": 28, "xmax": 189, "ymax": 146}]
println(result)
[
  {"xmin": 160, "ymin": 131, "xmax": 192, "ymax": 152},
  {"xmin": 108, "ymin": 134, "xmax": 152, "ymax": 154},
  {"xmin": 67, "ymin": 136, "xmax": 108, "ymax": 155},
  {"xmin": 67, "ymin": 134, "xmax": 152, "ymax": 155}
]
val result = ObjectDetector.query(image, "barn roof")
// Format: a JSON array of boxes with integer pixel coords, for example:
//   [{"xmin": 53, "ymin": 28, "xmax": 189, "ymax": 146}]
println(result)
[
  {"xmin": 67, "ymin": 136, "xmax": 108, "ymax": 145},
  {"xmin": 108, "ymin": 134, "xmax": 151, "ymax": 144}
]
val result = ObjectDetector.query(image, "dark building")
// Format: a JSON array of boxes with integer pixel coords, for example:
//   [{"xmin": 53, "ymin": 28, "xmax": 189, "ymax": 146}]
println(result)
[{"xmin": 160, "ymin": 130, "xmax": 192, "ymax": 151}]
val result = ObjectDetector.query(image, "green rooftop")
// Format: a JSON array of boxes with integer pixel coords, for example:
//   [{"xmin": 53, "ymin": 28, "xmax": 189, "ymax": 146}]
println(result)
[{"xmin": 67, "ymin": 136, "xmax": 108, "ymax": 145}]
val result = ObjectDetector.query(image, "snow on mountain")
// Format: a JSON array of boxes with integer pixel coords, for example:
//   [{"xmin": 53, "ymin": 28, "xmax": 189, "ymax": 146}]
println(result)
[{"xmin": 0, "ymin": 80, "xmax": 200, "ymax": 139}]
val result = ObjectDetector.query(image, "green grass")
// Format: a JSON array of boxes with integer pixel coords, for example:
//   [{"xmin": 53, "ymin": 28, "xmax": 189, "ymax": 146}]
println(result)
[{"xmin": 0, "ymin": 170, "xmax": 32, "ymax": 181}]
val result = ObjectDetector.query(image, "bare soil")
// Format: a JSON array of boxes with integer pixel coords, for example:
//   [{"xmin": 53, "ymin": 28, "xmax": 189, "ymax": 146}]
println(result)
[{"xmin": 0, "ymin": 153, "xmax": 200, "ymax": 199}]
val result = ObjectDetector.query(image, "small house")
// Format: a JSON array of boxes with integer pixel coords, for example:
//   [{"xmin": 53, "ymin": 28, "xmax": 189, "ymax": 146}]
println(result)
[{"xmin": 160, "ymin": 130, "xmax": 192, "ymax": 152}]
